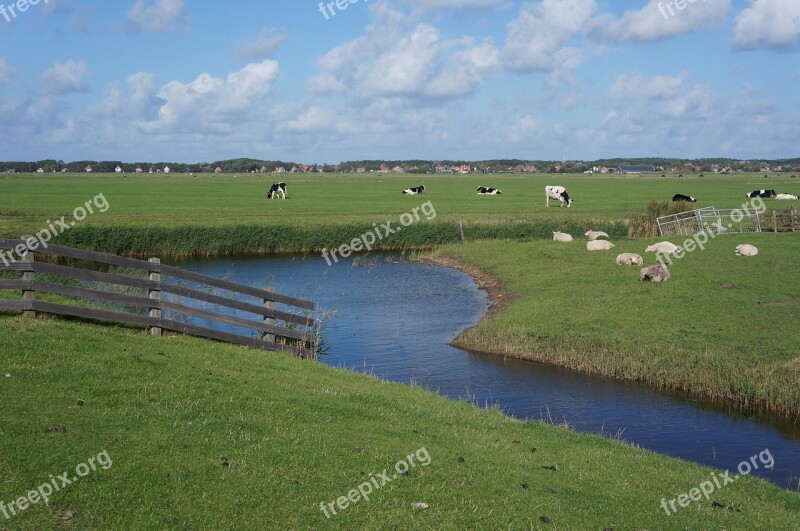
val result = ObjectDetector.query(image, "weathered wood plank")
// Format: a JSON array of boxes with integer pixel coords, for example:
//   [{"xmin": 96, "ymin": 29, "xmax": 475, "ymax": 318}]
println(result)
[
  {"xmin": 158, "ymin": 320, "xmax": 306, "ymax": 356},
  {"xmin": 0, "ymin": 300, "xmax": 33, "ymax": 311},
  {"xmin": 163, "ymin": 283, "xmax": 316, "ymax": 326},
  {"xmin": 32, "ymin": 301, "xmax": 158, "ymax": 328},
  {"xmin": 33, "ymin": 262, "xmax": 156, "ymax": 290},
  {"xmin": 160, "ymin": 264, "xmax": 315, "ymax": 310},
  {"xmin": 33, "ymin": 280, "xmax": 154, "ymax": 309},
  {"xmin": 160, "ymin": 301, "xmax": 309, "ymax": 341},
  {"xmin": 35, "ymin": 244, "xmax": 157, "ymax": 272}
]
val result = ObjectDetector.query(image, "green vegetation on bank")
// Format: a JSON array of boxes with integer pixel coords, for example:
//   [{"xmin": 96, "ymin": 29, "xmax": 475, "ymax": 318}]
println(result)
[
  {"xmin": 0, "ymin": 316, "xmax": 798, "ymax": 529},
  {"xmin": 432, "ymin": 233, "xmax": 800, "ymax": 418}
]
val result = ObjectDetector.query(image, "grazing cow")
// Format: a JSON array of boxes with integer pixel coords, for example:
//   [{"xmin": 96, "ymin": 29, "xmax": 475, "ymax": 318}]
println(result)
[
  {"xmin": 735, "ymin": 244, "xmax": 758, "ymax": 257},
  {"xmin": 672, "ymin": 194, "xmax": 697, "ymax": 203},
  {"xmin": 616, "ymin": 253, "xmax": 643, "ymax": 266},
  {"xmin": 402, "ymin": 185, "xmax": 426, "ymax": 195},
  {"xmin": 645, "ymin": 242, "xmax": 679, "ymax": 255},
  {"xmin": 776, "ymin": 193, "xmax": 798, "ymax": 200},
  {"xmin": 552, "ymin": 231, "xmax": 573, "ymax": 242},
  {"xmin": 267, "ymin": 181, "xmax": 286, "ymax": 199},
  {"xmin": 746, "ymin": 189, "xmax": 777, "ymax": 198},
  {"xmin": 639, "ymin": 264, "xmax": 670, "ymax": 282},
  {"xmin": 477, "ymin": 186, "xmax": 503, "ymax": 195},
  {"xmin": 545, "ymin": 186, "xmax": 573, "ymax": 208},
  {"xmin": 586, "ymin": 240, "xmax": 614, "ymax": 251},
  {"xmin": 585, "ymin": 230, "xmax": 609, "ymax": 241}
]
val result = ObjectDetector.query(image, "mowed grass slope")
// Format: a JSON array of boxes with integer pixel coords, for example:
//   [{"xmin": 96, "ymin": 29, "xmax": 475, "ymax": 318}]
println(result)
[
  {"xmin": 434, "ymin": 232, "xmax": 800, "ymax": 416},
  {"xmin": 2, "ymin": 172, "xmax": 798, "ymax": 233},
  {"xmin": 1, "ymin": 315, "xmax": 798, "ymax": 529}
]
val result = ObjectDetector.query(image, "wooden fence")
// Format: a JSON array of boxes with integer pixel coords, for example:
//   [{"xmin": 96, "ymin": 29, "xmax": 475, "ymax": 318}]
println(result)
[{"xmin": 0, "ymin": 239, "xmax": 317, "ymax": 358}]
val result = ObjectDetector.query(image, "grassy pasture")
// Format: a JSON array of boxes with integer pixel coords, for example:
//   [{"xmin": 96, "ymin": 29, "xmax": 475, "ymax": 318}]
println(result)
[
  {"xmin": 1, "ymin": 172, "xmax": 798, "ymax": 234},
  {"xmin": 0, "ymin": 316, "xmax": 798, "ymax": 529},
  {"xmin": 434, "ymin": 233, "xmax": 800, "ymax": 416}
]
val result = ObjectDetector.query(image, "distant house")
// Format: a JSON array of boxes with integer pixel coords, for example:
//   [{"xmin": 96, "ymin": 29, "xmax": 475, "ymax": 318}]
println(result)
[
  {"xmin": 392, "ymin": 166, "xmax": 405, "ymax": 173},
  {"xmin": 618, "ymin": 165, "xmax": 655, "ymax": 174},
  {"xmin": 275, "ymin": 166, "xmax": 286, "ymax": 174},
  {"xmin": 115, "ymin": 165, "xmax": 123, "ymax": 173},
  {"xmin": 85, "ymin": 165, "xmax": 93, "ymax": 173},
  {"xmin": 215, "ymin": 167, "xmax": 223, "ymax": 174},
  {"xmin": 354, "ymin": 167, "xmax": 367, "ymax": 173},
  {"xmin": 36, "ymin": 168, "xmax": 45, "ymax": 173},
  {"xmin": 135, "ymin": 166, "xmax": 143, "ymax": 173},
  {"xmin": 460, "ymin": 165, "xmax": 471, "ymax": 174},
  {"xmin": 163, "ymin": 166, "xmax": 171, "ymax": 174},
  {"xmin": 61, "ymin": 168, "xmax": 67, "ymax": 173}
]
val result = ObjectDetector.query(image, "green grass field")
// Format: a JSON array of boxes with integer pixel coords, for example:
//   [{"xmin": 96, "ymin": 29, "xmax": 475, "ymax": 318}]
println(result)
[
  {"xmin": 431, "ymin": 233, "xmax": 800, "ymax": 417},
  {"xmin": 1, "ymin": 316, "xmax": 798, "ymax": 529},
  {"xmin": 2, "ymin": 172, "xmax": 798, "ymax": 233},
  {"xmin": 1, "ymin": 171, "xmax": 799, "ymax": 527}
]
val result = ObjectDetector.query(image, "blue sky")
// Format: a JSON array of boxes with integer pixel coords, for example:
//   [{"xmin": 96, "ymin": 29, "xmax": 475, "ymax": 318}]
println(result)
[{"xmin": 0, "ymin": 0, "xmax": 798, "ymax": 163}]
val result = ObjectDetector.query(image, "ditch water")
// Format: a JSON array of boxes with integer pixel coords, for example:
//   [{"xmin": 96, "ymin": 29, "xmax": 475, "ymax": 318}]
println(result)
[{"xmin": 172, "ymin": 253, "xmax": 800, "ymax": 491}]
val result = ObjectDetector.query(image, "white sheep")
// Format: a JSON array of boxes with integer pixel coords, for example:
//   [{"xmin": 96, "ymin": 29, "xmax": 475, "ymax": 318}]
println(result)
[
  {"xmin": 587, "ymin": 240, "xmax": 615, "ymax": 251},
  {"xmin": 776, "ymin": 193, "xmax": 798, "ymax": 200},
  {"xmin": 585, "ymin": 230, "xmax": 610, "ymax": 241},
  {"xmin": 645, "ymin": 242, "xmax": 679, "ymax": 255},
  {"xmin": 639, "ymin": 264, "xmax": 670, "ymax": 282},
  {"xmin": 735, "ymin": 244, "xmax": 758, "ymax": 256},
  {"xmin": 553, "ymin": 231, "xmax": 573, "ymax": 242},
  {"xmin": 616, "ymin": 253, "xmax": 643, "ymax": 266}
]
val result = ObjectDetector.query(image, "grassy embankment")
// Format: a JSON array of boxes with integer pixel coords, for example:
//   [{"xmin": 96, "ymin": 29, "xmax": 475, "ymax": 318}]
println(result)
[
  {"xmin": 1, "ymin": 315, "xmax": 798, "ymax": 529},
  {"xmin": 430, "ymin": 232, "xmax": 800, "ymax": 418}
]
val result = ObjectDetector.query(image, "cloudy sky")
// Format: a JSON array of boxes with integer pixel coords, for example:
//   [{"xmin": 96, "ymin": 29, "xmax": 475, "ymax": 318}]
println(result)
[{"xmin": 1, "ymin": 0, "xmax": 798, "ymax": 163}]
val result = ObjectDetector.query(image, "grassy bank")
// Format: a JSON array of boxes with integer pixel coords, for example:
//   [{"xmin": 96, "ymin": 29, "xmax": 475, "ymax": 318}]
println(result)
[
  {"xmin": 431, "ymin": 233, "xmax": 800, "ymax": 418},
  {"xmin": 0, "ymin": 315, "xmax": 797, "ymax": 529}
]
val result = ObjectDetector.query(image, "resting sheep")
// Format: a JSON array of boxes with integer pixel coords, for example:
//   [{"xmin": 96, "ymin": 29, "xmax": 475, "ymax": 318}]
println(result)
[
  {"xmin": 639, "ymin": 264, "xmax": 670, "ymax": 282},
  {"xmin": 645, "ymin": 242, "xmax": 679, "ymax": 255},
  {"xmin": 553, "ymin": 231, "xmax": 573, "ymax": 242},
  {"xmin": 587, "ymin": 240, "xmax": 614, "ymax": 251},
  {"xmin": 585, "ymin": 230, "xmax": 609, "ymax": 241},
  {"xmin": 616, "ymin": 253, "xmax": 643, "ymax": 266},
  {"xmin": 776, "ymin": 193, "xmax": 798, "ymax": 200},
  {"xmin": 735, "ymin": 244, "xmax": 758, "ymax": 257}
]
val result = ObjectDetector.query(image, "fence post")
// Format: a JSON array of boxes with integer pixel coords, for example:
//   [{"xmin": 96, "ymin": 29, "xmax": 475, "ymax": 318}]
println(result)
[
  {"xmin": 792, "ymin": 209, "xmax": 797, "ymax": 233},
  {"xmin": 458, "ymin": 221, "xmax": 465, "ymax": 243},
  {"xmin": 263, "ymin": 288, "xmax": 276, "ymax": 343},
  {"xmin": 773, "ymin": 211, "xmax": 778, "ymax": 233},
  {"xmin": 148, "ymin": 258, "xmax": 162, "ymax": 337},
  {"xmin": 20, "ymin": 245, "xmax": 35, "ymax": 318}
]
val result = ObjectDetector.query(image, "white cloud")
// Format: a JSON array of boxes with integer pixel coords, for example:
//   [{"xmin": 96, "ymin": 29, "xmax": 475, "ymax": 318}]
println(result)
[
  {"xmin": 732, "ymin": 0, "xmax": 800, "ymax": 50},
  {"xmin": 588, "ymin": 0, "xmax": 731, "ymax": 43},
  {"xmin": 41, "ymin": 0, "xmax": 92, "ymax": 33},
  {"xmin": 126, "ymin": 0, "xmax": 188, "ymax": 34},
  {"xmin": 502, "ymin": 0, "xmax": 597, "ymax": 78},
  {"xmin": 310, "ymin": 4, "xmax": 498, "ymax": 101},
  {"xmin": 135, "ymin": 60, "xmax": 280, "ymax": 134},
  {"xmin": 236, "ymin": 28, "xmax": 287, "ymax": 60},
  {"xmin": 0, "ymin": 58, "xmax": 16, "ymax": 86},
  {"xmin": 37, "ymin": 60, "xmax": 91, "ymax": 95},
  {"xmin": 399, "ymin": 0, "xmax": 504, "ymax": 7}
]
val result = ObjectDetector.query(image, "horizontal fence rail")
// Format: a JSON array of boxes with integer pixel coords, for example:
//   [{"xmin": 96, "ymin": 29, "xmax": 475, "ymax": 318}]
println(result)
[
  {"xmin": 658, "ymin": 207, "xmax": 797, "ymax": 237},
  {"xmin": 0, "ymin": 239, "xmax": 318, "ymax": 358}
]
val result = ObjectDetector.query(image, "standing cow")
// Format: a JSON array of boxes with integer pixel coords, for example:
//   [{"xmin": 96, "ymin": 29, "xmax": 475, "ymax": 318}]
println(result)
[
  {"xmin": 267, "ymin": 181, "xmax": 286, "ymax": 199},
  {"xmin": 545, "ymin": 186, "xmax": 573, "ymax": 207}
]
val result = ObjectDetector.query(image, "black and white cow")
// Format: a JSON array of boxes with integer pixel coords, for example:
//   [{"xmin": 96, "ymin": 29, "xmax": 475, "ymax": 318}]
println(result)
[
  {"xmin": 672, "ymin": 194, "xmax": 697, "ymax": 203},
  {"xmin": 267, "ymin": 181, "xmax": 286, "ymax": 199},
  {"xmin": 477, "ymin": 186, "xmax": 502, "ymax": 195},
  {"xmin": 746, "ymin": 189, "xmax": 777, "ymax": 198},
  {"xmin": 545, "ymin": 185, "xmax": 573, "ymax": 207},
  {"xmin": 402, "ymin": 185, "xmax": 426, "ymax": 195}
]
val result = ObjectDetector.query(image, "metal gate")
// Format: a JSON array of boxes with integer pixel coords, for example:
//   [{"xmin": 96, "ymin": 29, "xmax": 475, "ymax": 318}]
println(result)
[{"xmin": 657, "ymin": 206, "xmax": 764, "ymax": 237}]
